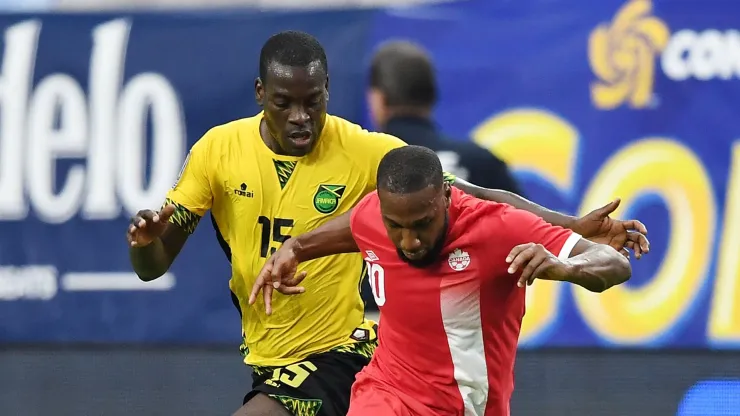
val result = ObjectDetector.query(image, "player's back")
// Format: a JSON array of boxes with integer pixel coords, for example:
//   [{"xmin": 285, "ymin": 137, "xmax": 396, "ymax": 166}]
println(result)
[
  {"xmin": 348, "ymin": 188, "xmax": 576, "ymax": 415},
  {"xmin": 190, "ymin": 113, "xmax": 404, "ymax": 367}
]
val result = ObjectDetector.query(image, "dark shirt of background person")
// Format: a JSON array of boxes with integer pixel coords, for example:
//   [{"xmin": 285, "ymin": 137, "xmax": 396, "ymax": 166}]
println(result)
[{"xmin": 366, "ymin": 40, "xmax": 522, "ymax": 195}]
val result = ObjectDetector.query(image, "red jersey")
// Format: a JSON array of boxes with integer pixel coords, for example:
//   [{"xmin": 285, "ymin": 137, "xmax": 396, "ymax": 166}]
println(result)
[{"xmin": 348, "ymin": 187, "xmax": 581, "ymax": 416}]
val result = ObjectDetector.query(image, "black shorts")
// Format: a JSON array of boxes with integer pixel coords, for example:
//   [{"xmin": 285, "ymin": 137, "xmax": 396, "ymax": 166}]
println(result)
[{"xmin": 244, "ymin": 330, "xmax": 378, "ymax": 416}]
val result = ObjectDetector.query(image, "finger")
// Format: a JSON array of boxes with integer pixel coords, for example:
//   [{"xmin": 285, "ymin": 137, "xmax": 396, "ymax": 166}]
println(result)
[
  {"xmin": 595, "ymin": 198, "xmax": 621, "ymax": 216},
  {"xmin": 157, "ymin": 204, "xmax": 177, "ymax": 222},
  {"xmin": 508, "ymin": 246, "xmax": 536, "ymax": 275},
  {"xmin": 624, "ymin": 239, "xmax": 641, "ymax": 259},
  {"xmin": 626, "ymin": 233, "xmax": 650, "ymax": 258},
  {"xmin": 621, "ymin": 219, "xmax": 648, "ymax": 235},
  {"xmin": 263, "ymin": 284, "xmax": 273, "ymax": 315},
  {"xmin": 506, "ymin": 243, "xmax": 534, "ymax": 264},
  {"xmin": 135, "ymin": 210, "xmax": 156, "ymax": 228},
  {"xmin": 619, "ymin": 247, "xmax": 630, "ymax": 259},
  {"xmin": 518, "ymin": 254, "xmax": 546, "ymax": 287},
  {"xmin": 248, "ymin": 283, "xmax": 262, "ymax": 305},
  {"xmin": 270, "ymin": 259, "xmax": 293, "ymax": 289},
  {"xmin": 634, "ymin": 232, "xmax": 650, "ymax": 253},
  {"xmin": 283, "ymin": 271, "xmax": 308, "ymax": 287},
  {"xmin": 126, "ymin": 232, "xmax": 141, "ymax": 247},
  {"xmin": 249, "ymin": 264, "xmax": 273, "ymax": 305},
  {"xmin": 130, "ymin": 215, "xmax": 144, "ymax": 229},
  {"xmin": 276, "ymin": 285, "xmax": 305, "ymax": 295}
]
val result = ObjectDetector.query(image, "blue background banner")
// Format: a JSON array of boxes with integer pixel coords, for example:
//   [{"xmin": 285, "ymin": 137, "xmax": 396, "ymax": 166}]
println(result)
[
  {"xmin": 2, "ymin": 0, "xmax": 740, "ymax": 349},
  {"xmin": 0, "ymin": 11, "xmax": 374, "ymax": 343},
  {"xmin": 368, "ymin": 0, "xmax": 740, "ymax": 349}
]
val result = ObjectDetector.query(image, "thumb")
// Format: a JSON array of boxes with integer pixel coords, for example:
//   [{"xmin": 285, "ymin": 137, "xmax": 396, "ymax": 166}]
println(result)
[
  {"xmin": 595, "ymin": 198, "xmax": 620, "ymax": 217},
  {"xmin": 158, "ymin": 204, "xmax": 177, "ymax": 222}
]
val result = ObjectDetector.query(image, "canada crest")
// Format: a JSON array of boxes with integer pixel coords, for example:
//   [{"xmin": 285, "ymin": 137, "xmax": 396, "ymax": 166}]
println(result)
[{"xmin": 448, "ymin": 248, "xmax": 470, "ymax": 271}]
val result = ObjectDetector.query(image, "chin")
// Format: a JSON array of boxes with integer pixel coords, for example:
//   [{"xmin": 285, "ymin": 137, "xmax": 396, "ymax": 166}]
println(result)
[{"xmin": 397, "ymin": 249, "xmax": 438, "ymax": 268}]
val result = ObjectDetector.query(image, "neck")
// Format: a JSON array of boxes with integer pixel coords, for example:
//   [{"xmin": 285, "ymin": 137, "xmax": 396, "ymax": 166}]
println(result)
[
  {"xmin": 260, "ymin": 118, "xmax": 288, "ymax": 155},
  {"xmin": 384, "ymin": 106, "xmax": 432, "ymax": 126}
]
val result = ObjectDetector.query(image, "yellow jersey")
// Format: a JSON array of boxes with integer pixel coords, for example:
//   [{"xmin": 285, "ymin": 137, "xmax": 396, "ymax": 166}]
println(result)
[{"xmin": 165, "ymin": 113, "xmax": 406, "ymax": 366}]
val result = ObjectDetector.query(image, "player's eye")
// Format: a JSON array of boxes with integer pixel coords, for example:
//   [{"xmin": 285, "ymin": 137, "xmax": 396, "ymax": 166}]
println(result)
[
  {"xmin": 307, "ymin": 96, "xmax": 322, "ymax": 109},
  {"xmin": 274, "ymin": 101, "xmax": 289, "ymax": 109},
  {"xmin": 413, "ymin": 219, "xmax": 432, "ymax": 229}
]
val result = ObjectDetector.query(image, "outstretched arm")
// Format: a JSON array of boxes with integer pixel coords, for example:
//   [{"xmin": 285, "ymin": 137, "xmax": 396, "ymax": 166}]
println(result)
[
  {"xmin": 291, "ymin": 211, "xmax": 359, "ymax": 262},
  {"xmin": 452, "ymin": 178, "xmax": 650, "ymax": 258},
  {"xmin": 454, "ymin": 178, "xmax": 577, "ymax": 227},
  {"xmin": 248, "ymin": 211, "xmax": 358, "ymax": 314}
]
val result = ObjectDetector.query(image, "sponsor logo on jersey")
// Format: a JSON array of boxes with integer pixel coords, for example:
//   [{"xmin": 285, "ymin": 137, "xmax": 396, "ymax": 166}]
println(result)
[
  {"xmin": 233, "ymin": 183, "xmax": 254, "ymax": 198},
  {"xmin": 313, "ymin": 184, "xmax": 346, "ymax": 214},
  {"xmin": 365, "ymin": 250, "xmax": 379, "ymax": 262},
  {"xmin": 448, "ymin": 248, "xmax": 471, "ymax": 271}
]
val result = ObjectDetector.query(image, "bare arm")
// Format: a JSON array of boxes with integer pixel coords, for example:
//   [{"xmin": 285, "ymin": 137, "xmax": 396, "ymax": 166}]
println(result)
[
  {"xmin": 453, "ymin": 178, "xmax": 577, "ymax": 228},
  {"xmin": 453, "ymin": 177, "xmax": 650, "ymax": 258},
  {"xmin": 562, "ymin": 239, "xmax": 631, "ymax": 292},
  {"xmin": 248, "ymin": 211, "xmax": 359, "ymax": 312},
  {"xmin": 291, "ymin": 211, "xmax": 359, "ymax": 262},
  {"xmin": 508, "ymin": 237, "xmax": 630, "ymax": 293},
  {"xmin": 127, "ymin": 203, "xmax": 195, "ymax": 281},
  {"xmin": 129, "ymin": 223, "xmax": 190, "ymax": 281}
]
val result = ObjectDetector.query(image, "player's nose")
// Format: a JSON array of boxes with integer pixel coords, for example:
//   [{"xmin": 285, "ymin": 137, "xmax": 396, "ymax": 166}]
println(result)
[
  {"xmin": 288, "ymin": 106, "xmax": 310, "ymax": 126},
  {"xmin": 399, "ymin": 229, "xmax": 421, "ymax": 251}
]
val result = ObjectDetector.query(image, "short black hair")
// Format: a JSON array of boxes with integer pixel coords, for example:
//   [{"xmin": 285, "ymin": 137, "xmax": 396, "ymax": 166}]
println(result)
[
  {"xmin": 369, "ymin": 40, "xmax": 437, "ymax": 107},
  {"xmin": 377, "ymin": 145, "xmax": 443, "ymax": 194},
  {"xmin": 259, "ymin": 31, "xmax": 328, "ymax": 82}
]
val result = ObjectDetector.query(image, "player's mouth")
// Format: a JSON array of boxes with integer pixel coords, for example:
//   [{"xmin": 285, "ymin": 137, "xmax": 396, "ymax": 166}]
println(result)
[
  {"xmin": 402, "ymin": 249, "xmax": 427, "ymax": 260},
  {"xmin": 288, "ymin": 131, "xmax": 313, "ymax": 148}
]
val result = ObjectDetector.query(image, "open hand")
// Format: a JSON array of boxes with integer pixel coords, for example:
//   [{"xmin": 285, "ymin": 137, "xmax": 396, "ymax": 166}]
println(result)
[
  {"xmin": 573, "ymin": 199, "xmax": 649, "ymax": 259},
  {"xmin": 248, "ymin": 241, "xmax": 307, "ymax": 315},
  {"xmin": 127, "ymin": 204, "xmax": 176, "ymax": 247}
]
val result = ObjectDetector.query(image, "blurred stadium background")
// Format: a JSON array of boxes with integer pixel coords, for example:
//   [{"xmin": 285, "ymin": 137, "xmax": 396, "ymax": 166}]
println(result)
[{"xmin": 2, "ymin": 0, "xmax": 740, "ymax": 414}]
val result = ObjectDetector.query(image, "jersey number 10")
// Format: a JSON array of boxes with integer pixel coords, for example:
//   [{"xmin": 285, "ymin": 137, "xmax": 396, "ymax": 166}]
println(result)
[{"xmin": 366, "ymin": 262, "xmax": 386, "ymax": 306}]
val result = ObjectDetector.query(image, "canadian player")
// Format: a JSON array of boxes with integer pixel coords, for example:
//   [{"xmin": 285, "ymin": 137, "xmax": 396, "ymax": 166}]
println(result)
[
  {"xmin": 129, "ymin": 31, "xmax": 648, "ymax": 416},
  {"xmin": 250, "ymin": 146, "xmax": 632, "ymax": 416}
]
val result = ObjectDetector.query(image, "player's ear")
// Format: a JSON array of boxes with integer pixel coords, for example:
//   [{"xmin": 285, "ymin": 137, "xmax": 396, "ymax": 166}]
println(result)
[{"xmin": 255, "ymin": 78, "xmax": 265, "ymax": 107}]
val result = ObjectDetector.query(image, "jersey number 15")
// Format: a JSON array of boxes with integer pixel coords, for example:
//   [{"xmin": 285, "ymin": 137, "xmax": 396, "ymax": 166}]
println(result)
[{"xmin": 258, "ymin": 216, "xmax": 294, "ymax": 258}]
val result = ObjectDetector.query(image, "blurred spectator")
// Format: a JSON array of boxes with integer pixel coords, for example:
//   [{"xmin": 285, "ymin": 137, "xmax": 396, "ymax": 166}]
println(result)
[{"xmin": 368, "ymin": 40, "xmax": 522, "ymax": 195}]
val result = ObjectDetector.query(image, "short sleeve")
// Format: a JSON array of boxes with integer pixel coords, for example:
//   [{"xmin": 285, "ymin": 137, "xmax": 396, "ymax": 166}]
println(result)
[
  {"xmin": 501, "ymin": 207, "xmax": 582, "ymax": 260},
  {"xmin": 163, "ymin": 130, "xmax": 216, "ymax": 233},
  {"xmin": 349, "ymin": 130, "xmax": 407, "ymax": 190}
]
